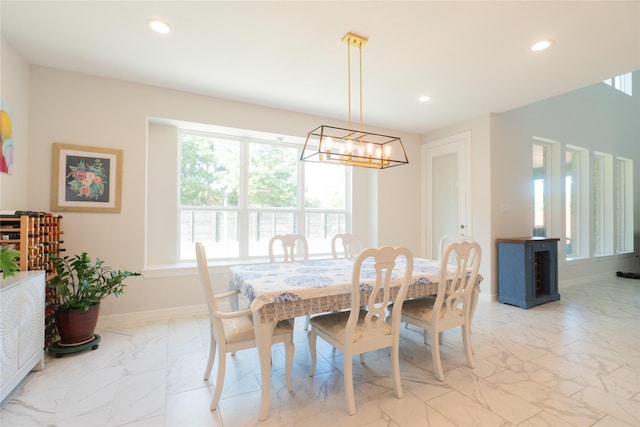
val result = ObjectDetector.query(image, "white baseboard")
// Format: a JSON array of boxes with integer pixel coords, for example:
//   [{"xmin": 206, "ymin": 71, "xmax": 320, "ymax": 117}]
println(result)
[
  {"xmin": 481, "ymin": 292, "xmax": 497, "ymax": 303},
  {"xmin": 96, "ymin": 304, "xmax": 208, "ymax": 328}
]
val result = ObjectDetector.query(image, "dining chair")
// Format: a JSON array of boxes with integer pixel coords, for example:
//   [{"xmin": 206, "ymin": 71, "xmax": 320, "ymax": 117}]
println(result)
[
  {"xmin": 392, "ymin": 240, "xmax": 481, "ymax": 381},
  {"xmin": 268, "ymin": 234, "xmax": 308, "ymax": 263},
  {"xmin": 402, "ymin": 234, "xmax": 475, "ymax": 333},
  {"xmin": 308, "ymin": 246, "xmax": 414, "ymax": 415},
  {"xmin": 436, "ymin": 234, "xmax": 480, "ymax": 334},
  {"xmin": 331, "ymin": 233, "xmax": 361, "ymax": 259},
  {"xmin": 438, "ymin": 234, "xmax": 476, "ymax": 265},
  {"xmin": 195, "ymin": 242, "xmax": 295, "ymax": 410},
  {"xmin": 268, "ymin": 233, "xmax": 311, "ymax": 329}
]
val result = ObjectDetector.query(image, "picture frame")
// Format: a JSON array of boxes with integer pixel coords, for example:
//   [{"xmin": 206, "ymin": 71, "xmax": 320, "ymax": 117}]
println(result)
[{"xmin": 51, "ymin": 143, "xmax": 122, "ymax": 213}]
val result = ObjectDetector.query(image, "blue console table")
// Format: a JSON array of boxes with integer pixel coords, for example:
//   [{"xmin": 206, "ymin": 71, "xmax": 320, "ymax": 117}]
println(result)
[{"xmin": 497, "ymin": 237, "xmax": 560, "ymax": 309}]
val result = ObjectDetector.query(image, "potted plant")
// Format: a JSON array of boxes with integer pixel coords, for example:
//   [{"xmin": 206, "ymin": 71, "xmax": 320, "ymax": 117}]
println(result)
[
  {"xmin": 0, "ymin": 246, "xmax": 20, "ymax": 279},
  {"xmin": 49, "ymin": 252, "xmax": 140, "ymax": 345}
]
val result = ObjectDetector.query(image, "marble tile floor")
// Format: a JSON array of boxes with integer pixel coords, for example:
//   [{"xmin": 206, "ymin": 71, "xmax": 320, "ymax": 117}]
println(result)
[{"xmin": 1, "ymin": 276, "xmax": 639, "ymax": 426}]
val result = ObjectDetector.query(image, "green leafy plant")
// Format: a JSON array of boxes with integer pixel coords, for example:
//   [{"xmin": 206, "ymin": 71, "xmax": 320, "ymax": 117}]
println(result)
[
  {"xmin": 1, "ymin": 246, "xmax": 21, "ymax": 279},
  {"xmin": 49, "ymin": 252, "xmax": 140, "ymax": 311}
]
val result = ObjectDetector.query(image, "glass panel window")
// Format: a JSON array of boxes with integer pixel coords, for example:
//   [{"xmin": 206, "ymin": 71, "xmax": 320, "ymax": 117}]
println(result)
[
  {"xmin": 304, "ymin": 162, "xmax": 346, "ymax": 209},
  {"xmin": 565, "ymin": 148, "xmax": 578, "ymax": 257},
  {"xmin": 248, "ymin": 143, "xmax": 298, "ymax": 208},
  {"xmin": 304, "ymin": 162, "xmax": 348, "ymax": 253},
  {"xmin": 592, "ymin": 152, "xmax": 614, "ymax": 256},
  {"xmin": 179, "ymin": 130, "xmax": 350, "ymax": 261},
  {"xmin": 593, "ymin": 154, "xmax": 603, "ymax": 255},
  {"xmin": 602, "ymin": 72, "xmax": 633, "ymax": 96},
  {"xmin": 247, "ymin": 211, "xmax": 297, "ymax": 257},
  {"xmin": 564, "ymin": 145, "xmax": 589, "ymax": 260},
  {"xmin": 532, "ymin": 143, "xmax": 548, "ymax": 237},
  {"xmin": 615, "ymin": 157, "xmax": 633, "ymax": 254},
  {"xmin": 180, "ymin": 133, "xmax": 240, "ymax": 207},
  {"xmin": 180, "ymin": 133, "xmax": 240, "ymax": 260}
]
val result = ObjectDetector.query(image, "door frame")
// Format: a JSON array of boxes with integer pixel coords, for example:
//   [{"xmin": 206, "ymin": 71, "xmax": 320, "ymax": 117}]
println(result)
[{"xmin": 422, "ymin": 131, "xmax": 472, "ymax": 258}]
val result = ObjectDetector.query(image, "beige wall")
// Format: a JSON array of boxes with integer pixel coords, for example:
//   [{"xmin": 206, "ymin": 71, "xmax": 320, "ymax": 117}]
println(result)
[
  {"xmin": 20, "ymin": 64, "xmax": 421, "ymax": 317},
  {"xmin": 3, "ymin": 30, "xmax": 637, "ymax": 320},
  {"xmin": 0, "ymin": 38, "xmax": 30, "ymax": 209}
]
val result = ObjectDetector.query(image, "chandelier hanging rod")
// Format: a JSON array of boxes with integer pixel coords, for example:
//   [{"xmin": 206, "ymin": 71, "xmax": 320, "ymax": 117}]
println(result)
[{"xmin": 300, "ymin": 31, "xmax": 409, "ymax": 169}]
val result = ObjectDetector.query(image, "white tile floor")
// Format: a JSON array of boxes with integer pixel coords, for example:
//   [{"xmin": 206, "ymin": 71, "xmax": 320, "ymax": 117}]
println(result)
[{"xmin": 2, "ymin": 276, "xmax": 639, "ymax": 426}]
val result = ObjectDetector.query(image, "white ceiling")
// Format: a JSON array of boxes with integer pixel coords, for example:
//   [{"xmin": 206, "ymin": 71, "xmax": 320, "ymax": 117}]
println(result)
[{"xmin": 1, "ymin": 1, "xmax": 639, "ymax": 134}]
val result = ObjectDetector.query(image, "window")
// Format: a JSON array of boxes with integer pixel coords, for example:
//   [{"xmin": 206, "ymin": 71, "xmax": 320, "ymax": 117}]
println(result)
[
  {"xmin": 564, "ymin": 146, "xmax": 589, "ymax": 259},
  {"xmin": 565, "ymin": 148, "xmax": 578, "ymax": 257},
  {"xmin": 532, "ymin": 143, "xmax": 549, "ymax": 237},
  {"xmin": 532, "ymin": 138, "xmax": 632, "ymax": 263},
  {"xmin": 179, "ymin": 130, "xmax": 349, "ymax": 261},
  {"xmin": 615, "ymin": 157, "xmax": 633, "ymax": 254},
  {"xmin": 592, "ymin": 152, "xmax": 614, "ymax": 256},
  {"xmin": 602, "ymin": 72, "xmax": 633, "ymax": 96}
]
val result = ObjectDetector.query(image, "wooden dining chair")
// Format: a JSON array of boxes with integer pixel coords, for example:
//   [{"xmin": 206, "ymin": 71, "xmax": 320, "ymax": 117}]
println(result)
[
  {"xmin": 268, "ymin": 234, "xmax": 308, "ymax": 263},
  {"xmin": 268, "ymin": 234, "xmax": 311, "ymax": 329},
  {"xmin": 331, "ymin": 233, "xmax": 361, "ymax": 259},
  {"xmin": 439, "ymin": 235, "xmax": 481, "ymax": 341},
  {"xmin": 438, "ymin": 234, "xmax": 476, "ymax": 266},
  {"xmin": 195, "ymin": 242, "xmax": 295, "ymax": 410},
  {"xmin": 392, "ymin": 240, "xmax": 481, "ymax": 381},
  {"xmin": 308, "ymin": 246, "xmax": 414, "ymax": 415}
]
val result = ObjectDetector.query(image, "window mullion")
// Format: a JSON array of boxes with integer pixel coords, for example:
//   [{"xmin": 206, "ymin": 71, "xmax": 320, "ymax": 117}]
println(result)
[{"xmin": 239, "ymin": 139, "xmax": 250, "ymax": 258}]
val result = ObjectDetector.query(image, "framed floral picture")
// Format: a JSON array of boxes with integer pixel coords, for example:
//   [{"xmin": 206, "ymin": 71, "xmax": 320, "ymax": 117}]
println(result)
[{"xmin": 51, "ymin": 143, "xmax": 122, "ymax": 213}]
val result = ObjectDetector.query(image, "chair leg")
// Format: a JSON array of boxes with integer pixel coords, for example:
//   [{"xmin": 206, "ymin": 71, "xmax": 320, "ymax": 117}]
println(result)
[
  {"xmin": 210, "ymin": 343, "xmax": 226, "ymax": 410},
  {"xmin": 304, "ymin": 315, "xmax": 311, "ymax": 331},
  {"xmin": 344, "ymin": 352, "xmax": 356, "ymax": 415},
  {"xmin": 462, "ymin": 324, "xmax": 474, "ymax": 368},
  {"xmin": 204, "ymin": 333, "xmax": 216, "ymax": 380},
  {"xmin": 391, "ymin": 341, "xmax": 403, "ymax": 399},
  {"xmin": 360, "ymin": 353, "xmax": 365, "ymax": 364},
  {"xmin": 284, "ymin": 336, "xmax": 294, "ymax": 392},
  {"xmin": 470, "ymin": 287, "xmax": 480, "ymax": 355},
  {"xmin": 308, "ymin": 330, "xmax": 317, "ymax": 376},
  {"xmin": 431, "ymin": 327, "xmax": 444, "ymax": 382}
]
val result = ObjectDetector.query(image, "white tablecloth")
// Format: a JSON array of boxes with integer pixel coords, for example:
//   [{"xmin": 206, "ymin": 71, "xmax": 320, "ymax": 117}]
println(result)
[{"xmin": 229, "ymin": 257, "xmax": 444, "ymax": 312}]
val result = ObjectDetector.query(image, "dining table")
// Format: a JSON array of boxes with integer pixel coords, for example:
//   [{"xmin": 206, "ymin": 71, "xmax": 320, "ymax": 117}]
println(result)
[{"xmin": 227, "ymin": 256, "xmax": 482, "ymax": 420}]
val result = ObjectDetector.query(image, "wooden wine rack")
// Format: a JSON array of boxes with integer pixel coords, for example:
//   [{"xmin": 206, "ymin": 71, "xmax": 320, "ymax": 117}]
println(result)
[{"xmin": 1, "ymin": 212, "xmax": 64, "ymax": 347}]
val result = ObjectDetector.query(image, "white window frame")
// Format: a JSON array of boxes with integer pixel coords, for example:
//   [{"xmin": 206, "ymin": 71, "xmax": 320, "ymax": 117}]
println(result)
[
  {"xmin": 564, "ymin": 145, "xmax": 590, "ymax": 260},
  {"xmin": 178, "ymin": 129, "xmax": 352, "ymax": 261},
  {"xmin": 614, "ymin": 157, "xmax": 633, "ymax": 254},
  {"xmin": 532, "ymin": 138, "xmax": 560, "ymax": 240},
  {"xmin": 602, "ymin": 72, "xmax": 633, "ymax": 96},
  {"xmin": 591, "ymin": 151, "xmax": 614, "ymax": 257}
]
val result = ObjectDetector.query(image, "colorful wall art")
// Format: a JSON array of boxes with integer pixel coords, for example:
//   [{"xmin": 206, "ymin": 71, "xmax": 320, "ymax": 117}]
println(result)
[{"xmin": 0, "ymin": 106, "xmax": 14, "ymax": 174}]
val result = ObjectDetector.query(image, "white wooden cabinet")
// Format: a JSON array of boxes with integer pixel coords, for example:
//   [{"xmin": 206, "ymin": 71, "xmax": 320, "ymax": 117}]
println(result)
[{"xmin": 0, "ymin": 270, "xmax": 45, "ymax": 404}]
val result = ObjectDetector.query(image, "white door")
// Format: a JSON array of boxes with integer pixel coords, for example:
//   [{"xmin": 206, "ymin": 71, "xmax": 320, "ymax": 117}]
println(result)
[{"xmin": 422, "ymin": 132, "xmax": 471, "ymax": 258}]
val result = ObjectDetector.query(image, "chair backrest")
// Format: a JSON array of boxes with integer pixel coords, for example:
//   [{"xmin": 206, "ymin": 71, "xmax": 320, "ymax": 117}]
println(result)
[
  {"xmin": 331, "ymin": 233, "xmax": 360, "ymax": 259},
  {"xmin": 438, "ymin": 234, "xmax": 476, "ymax": 265},
  {"xmin": 346, "ymin": 246, "xmax": 413, "ymax": 343},
  {"xmin": 434, "ymin": 240, "xmax": 481, "ymax": 329},
  {"xmin": 268, "ymin": 234, "xmax": 309, "ymax": 263},
  {"xmin": 195, "ymin": 242, "xmax": 219, "ymax": 316}
]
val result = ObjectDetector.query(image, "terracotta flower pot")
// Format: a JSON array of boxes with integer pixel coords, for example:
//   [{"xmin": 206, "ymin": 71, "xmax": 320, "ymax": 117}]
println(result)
[{"xmin": 55, "ymin": 303, "xmax": 100, "ymax": 345}]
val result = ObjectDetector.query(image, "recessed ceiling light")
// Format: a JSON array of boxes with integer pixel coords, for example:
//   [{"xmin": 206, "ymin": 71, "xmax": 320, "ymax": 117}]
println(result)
[
  {"xmin": 530, "ymin": 39, "xmax": 554, "ymax": 52},
  {"xmin": 147, "ymin": 19, "xmax": 171, "ymax": 34},
  {"xmin": 418, "ymin": 95, "xmax": 431, "ymax": 103}
]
